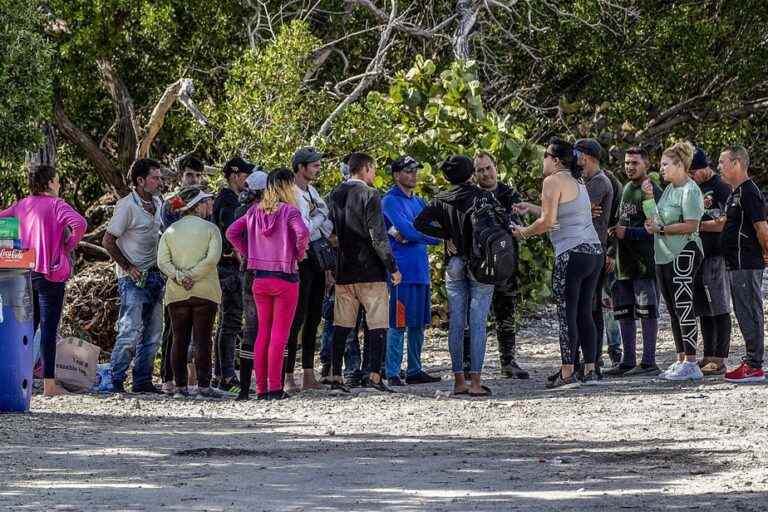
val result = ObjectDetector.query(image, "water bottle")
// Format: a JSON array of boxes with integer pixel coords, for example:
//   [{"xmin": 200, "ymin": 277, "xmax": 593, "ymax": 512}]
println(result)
[{"xmin": 0, "ymin": 240, "xmax": 23, "ymax": 250}]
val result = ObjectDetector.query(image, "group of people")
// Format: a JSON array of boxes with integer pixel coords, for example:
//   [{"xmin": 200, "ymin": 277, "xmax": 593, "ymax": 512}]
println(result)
[
  {"xmin": 4, "ymin": 137, "xmax": 765, "ymax": 399},
  {"xmin": 510, "ymin": 138, "xmax": 766, "ymax": 388}
]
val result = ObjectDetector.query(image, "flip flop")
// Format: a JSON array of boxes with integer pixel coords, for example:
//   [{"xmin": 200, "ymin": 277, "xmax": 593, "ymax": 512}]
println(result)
[
  {"xmin": 468, "ymin": 385, "xmax": 492, "ymax": 397},
  {"xmin": 452, "ymin": 388, "xmax": 470, "ymax": 396}
]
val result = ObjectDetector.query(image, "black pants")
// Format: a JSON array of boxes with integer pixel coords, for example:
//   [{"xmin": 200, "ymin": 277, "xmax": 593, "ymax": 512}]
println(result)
[
  {"xmin": 701, "ymin": 314, "xmax": 732, "ymax": 358},
  {"xmin": 238, "ymin": 270, "xmax": 258, "ymax": 397},
  {"xmin": 656, "ymin": 242, "xmax": 703, "ymax": 356},
  {"xmin": 160, "ymin": 305, "xmax": 174, "ymax": 383},
  {"xmin": 591, "ymin": 268, "xmax": 606, "ymax": 365},
  {"xmin": 284, "ymin": 257, "xmax": 325, "ymax": 373},
  {"xmin": 214, "ymin": 261, "xmax": 243, "ymax": 380},
  {"xmin": 31, "ymin": 273, "xmax": 66, "ymax": 379},
  {"xmin": 553, "ymin": 246, "xmax": 603, "ymax": 366},
  {"xmin": 332, "ymin": 326, "xmax": 386, "ymax": 378},
  {"xmin": 169, "ymin": 297, "xmax": 218, "ymax": 388}
]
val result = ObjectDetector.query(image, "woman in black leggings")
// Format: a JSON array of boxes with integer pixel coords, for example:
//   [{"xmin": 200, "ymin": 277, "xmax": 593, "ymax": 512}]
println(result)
[
  {"xmin": 513, "ymin": 138, "xmax": 604, "ymax": 388},
  {"xmin": 641, "ymin": 141, "xmax": 705, "ymax": 381}
]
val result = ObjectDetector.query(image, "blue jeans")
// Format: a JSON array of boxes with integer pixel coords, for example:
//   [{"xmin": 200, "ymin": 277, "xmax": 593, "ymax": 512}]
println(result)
[
  {"xmin": 319, "ymin": 293, "xmax": 362, "ymax": 377},
  {"xmin": 385, "ymin": 326, "xmax": 425, "ymax": 378},
  {"xmin": 446, "ymin": 256, "xmax": 494, "ymax": 374},
  {"xmin": 110, "ymin": 272, "xmax": 165, "ymax": 386},
  {"xmin": 31, "ymin": 273, "xmax": 66, "ymax": 379}
]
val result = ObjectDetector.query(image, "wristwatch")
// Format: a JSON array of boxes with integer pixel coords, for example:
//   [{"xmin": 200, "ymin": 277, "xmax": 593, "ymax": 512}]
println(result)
[{"xmin": 659, "ymin": 225, "xmax": 665, "ymax": 235}]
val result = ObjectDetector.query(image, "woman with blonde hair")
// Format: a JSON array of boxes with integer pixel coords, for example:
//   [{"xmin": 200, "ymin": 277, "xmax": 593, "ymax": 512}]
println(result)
[
  {"xmin": 641, "ymin": 141, "xmax": 706, "ymax": 381},
  {"xmin": 227, "ymin": 168, "xmax": 309, "ymax": 400}
]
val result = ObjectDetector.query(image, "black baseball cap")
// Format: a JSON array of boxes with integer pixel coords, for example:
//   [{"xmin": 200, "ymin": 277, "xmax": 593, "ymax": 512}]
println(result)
[
  {"xmin": 391, "ymin": 155, "xmax": 423, "ymax": 173},
  {"xmin": 291, "ymin": 147, "xmax": 326, "ymax": 169},
  {"xmin": 691, "ymin": 147, "xmax": 709, "ymax": 171},
  {"xmin": 223, "ymin": 157, "xmax": 256, "ymax": 178}
]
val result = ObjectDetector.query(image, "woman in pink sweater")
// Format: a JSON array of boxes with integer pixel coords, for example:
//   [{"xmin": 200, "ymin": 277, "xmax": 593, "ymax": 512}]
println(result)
[
  {"xmin": 227, "ymin": 168, "xmax": 309, "ymax": 400},
  {"xmin": 0, "ymin": 165, "xmax": 87, "ymax": 396}
]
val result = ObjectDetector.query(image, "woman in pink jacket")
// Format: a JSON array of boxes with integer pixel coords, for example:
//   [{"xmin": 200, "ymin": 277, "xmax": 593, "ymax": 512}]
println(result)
[
  {"xmin": 0, "ymin": 165, "xmax": 87, "ymax": 396},
  {"xmin": 227, "ymin": 168, "xmax": 309, "ymax": 400}
]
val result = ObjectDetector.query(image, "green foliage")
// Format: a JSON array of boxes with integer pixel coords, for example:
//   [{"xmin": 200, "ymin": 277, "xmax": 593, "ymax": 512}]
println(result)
[
  {"xmin": 0, "ymin": 0, "xmax": 53, "ymax": 165},
  {"xmin": 217, "ymin": 21, "xmax": 332, "ymax": 168},
  {"xmin": 368, "ymin": 57, "xmax": 553, "ymax": 305}
]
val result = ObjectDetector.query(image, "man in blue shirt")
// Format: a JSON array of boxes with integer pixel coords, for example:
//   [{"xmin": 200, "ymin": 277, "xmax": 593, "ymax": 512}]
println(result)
[{"xmin": 382, "ymin": 156, "xmax": 442, "ymax": 385}]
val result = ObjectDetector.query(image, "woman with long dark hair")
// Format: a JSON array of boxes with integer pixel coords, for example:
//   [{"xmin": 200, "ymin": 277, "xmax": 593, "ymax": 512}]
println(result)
[
  {"xmin": 512, "ymin": 138, "xmax": 604, "ymax": 388},
  {"xmin": 0, "ymin": 164, "xmax": 87, "ymax": 396}
]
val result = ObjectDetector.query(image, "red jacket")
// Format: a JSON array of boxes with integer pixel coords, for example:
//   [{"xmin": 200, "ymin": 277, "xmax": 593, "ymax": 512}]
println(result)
[{"xmin": 226, "ymin": 203, "xmax": 309, "ymax": 274}]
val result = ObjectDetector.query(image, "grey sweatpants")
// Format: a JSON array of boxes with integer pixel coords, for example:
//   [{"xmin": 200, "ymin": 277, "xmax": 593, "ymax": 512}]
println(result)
[{"xmin": 729, "ymin": 269, "xmax": 765, "ymax": 368}]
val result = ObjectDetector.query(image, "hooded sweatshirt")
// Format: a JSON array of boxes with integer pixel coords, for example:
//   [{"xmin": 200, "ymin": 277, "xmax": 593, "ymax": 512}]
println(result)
[
  {"xmin": 226, "ymin": 202, "xmax": 309, "ymax": 275},
  {"xmin": 414, "ymin": 182, "xmax": 493, "ymax": 259}
]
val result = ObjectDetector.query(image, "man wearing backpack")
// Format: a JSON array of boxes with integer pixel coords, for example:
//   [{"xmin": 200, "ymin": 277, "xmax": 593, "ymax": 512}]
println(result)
[
  {"xmin": 415, "ymin": 156, "xmax": 496, "ymax": 397},
  {"xmin": 474, "ymin": 151, "xmax": 529, "ymax": 379}
]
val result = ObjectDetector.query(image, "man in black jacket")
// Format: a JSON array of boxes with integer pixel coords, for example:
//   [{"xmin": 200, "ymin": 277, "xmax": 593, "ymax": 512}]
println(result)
[
  {"xmin": 211, "ymin": 157, "xmax": 255, "ymax": 395},
  {"xmin": 328, "ymin": 152, "xmax": 401, "ymax": 393},
  {"xmin": 415, "ymin": 156, "xmax": 496, "ymax": 397},
  {"xmin": 473, "ymin": 151, "xmax": 529, "ymax": 379}
]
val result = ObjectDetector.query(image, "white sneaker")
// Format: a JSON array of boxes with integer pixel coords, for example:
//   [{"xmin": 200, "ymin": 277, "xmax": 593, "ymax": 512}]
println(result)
[
  {"xmin": 663, "ymin": 361, "xmax": 703, "ymax": 381},
  {"xmin": 660, "ymin": 361, "xmax": 681, "ymax": 379},
  {"xmin": 187, "ymin": 385, "xmax": 198, "ymax": 396},
  {"xmin": 161, "ymin": 381, "xmax": 175, "ymax": 396}
]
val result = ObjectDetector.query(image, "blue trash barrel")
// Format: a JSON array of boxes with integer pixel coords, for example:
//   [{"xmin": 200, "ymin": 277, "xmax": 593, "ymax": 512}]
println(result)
[{"xmin": 0, "ymin": 270, "xmax": 34, "ymax": 413}]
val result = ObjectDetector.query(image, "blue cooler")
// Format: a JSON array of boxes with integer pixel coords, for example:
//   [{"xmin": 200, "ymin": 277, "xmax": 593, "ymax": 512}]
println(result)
[{"xmin": 0, "ymin": 270, "xmax": 34, "ymax": 413}]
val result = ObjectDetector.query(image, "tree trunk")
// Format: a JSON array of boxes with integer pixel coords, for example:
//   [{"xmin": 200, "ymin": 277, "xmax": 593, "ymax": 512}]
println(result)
[{"xmin": 53, "ymin": 96, "xmax": 129, "ymax": 195}]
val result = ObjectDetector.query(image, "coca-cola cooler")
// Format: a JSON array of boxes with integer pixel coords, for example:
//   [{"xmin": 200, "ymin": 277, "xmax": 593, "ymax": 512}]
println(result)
[{"xmin": 0, "ymin": 248, "xmax": 35, "ymax": 413}]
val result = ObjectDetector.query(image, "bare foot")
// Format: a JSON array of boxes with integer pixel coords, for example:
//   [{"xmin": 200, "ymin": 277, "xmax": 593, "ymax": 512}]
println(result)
[{"xmin": 43, "ymin": 380, "xmax": 70, "ymax": 397}]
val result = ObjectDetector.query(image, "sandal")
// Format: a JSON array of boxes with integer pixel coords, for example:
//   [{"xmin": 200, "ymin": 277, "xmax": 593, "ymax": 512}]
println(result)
[
  {"xmin": 452, "ymin": 388, "xmax": 470, "ymax": 396},
  {"xmin": 468, "ymin": 385, "xmax": 492, "ymax": 397}
]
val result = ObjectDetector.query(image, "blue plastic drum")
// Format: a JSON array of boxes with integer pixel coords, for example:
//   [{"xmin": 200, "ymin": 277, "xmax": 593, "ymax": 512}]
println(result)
[{"xmin": 0, "ymin": 270, "xmax": 34, "ymax": 413}]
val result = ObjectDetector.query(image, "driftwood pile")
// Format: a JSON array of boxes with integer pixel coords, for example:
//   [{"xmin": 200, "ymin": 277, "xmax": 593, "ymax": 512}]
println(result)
[{"xmin": 60, "ymin": 261, "xmax": 119, "ymax": 355}]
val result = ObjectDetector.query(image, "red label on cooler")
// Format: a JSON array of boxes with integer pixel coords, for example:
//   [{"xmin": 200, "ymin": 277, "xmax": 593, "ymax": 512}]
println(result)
[{"xmin": 0, "ymin": 248, "xmax": 35, "ymax": 269}]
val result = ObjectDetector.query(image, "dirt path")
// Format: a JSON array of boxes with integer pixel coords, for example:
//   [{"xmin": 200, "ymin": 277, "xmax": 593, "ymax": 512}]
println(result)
[{"xmin": 2, "ymin": 310, "xmax": 768, "ymax": 511}]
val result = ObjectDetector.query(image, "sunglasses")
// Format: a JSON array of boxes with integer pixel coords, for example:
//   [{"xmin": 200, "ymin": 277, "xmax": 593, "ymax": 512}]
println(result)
[{"xmin": 544, "ymin": 151, "xmax": 557, "ymax": 160}]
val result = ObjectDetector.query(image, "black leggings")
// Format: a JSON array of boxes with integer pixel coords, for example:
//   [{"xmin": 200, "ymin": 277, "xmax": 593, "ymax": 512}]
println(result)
[
  {"xmin": 701, "ymin": 314, "xmax": 731, "ymax": 359},
  {"xmin": 552, "ymin": 246, "xmax": 603, "ymax": 366},
  {"xmin": 284, "ymin": 258, "xmax": 325, "ymax": 373},
  {"xmin": 168, "ymin": 297, "xmax": 217, "ymax": 388},
  {"xmin": 656, "ymin": 242, "xmax": 703, "ymax": 356}
]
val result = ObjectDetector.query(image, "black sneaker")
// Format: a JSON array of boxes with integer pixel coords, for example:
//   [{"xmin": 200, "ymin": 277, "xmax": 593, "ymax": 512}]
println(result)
[
  {"xmin": 320, "ymin": 363, "xmax": 331, "ymax": 382},
  {"xmin": 345, "ymin": 373, "xmax": 363, "ymax": 388},
  {"xmin": 367, "ymin": 378, "xmax": 394, "ymax": 393},
  {"xmin": 266, "ymin": 390, "xmax": 290, "ymax": 400},
  {"xmin": 218, "ymin": 376, "xmax": 241, "ymax": 396},
  {"xmin": 603, "ymin": 364, "xmax": 635, "ymax": 377},
  {"xmin": 608, "ymin": 347, "xmax": 623, "ymax": 366},
  {"xmin": 131, "ymin": 382, "xmax": 162, "ymax": 394},
  {"xmin": 405, "ymin": 371, "xmax": 442, "ymax": 384},
  {"xmin": 501, "ymin": 361, "xmax": 530, "ymax": 380},
  {"xmin": 388, "ymin": 376, "xmax": 406, "ymax": 386},
  {"xmin": 112, "ymin": 381, "xmax": 126, "ymax": 393},
  {"xmin": 581, "ymin": 370, "xmax": 600, "ymax": 386},
  {"xmin": 235, "ymin": 391, "xmax": 251, "ymax": 401},
  {"xmin": 545, "ymin": 371, "xmax": 580, "ymax": 389},
  {"xmin": 330, "ymin": 382, "xmax": 351, "ymax": 394}
]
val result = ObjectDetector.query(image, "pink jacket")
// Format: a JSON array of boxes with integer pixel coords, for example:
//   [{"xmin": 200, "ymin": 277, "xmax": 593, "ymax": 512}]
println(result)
[
  {"xmin": 226, "ymin": 203, "xmax": 309, "ymax": 274},
  {"xmin": 0, "ymin": 196, "xmax": 88, "ymax": 282}
]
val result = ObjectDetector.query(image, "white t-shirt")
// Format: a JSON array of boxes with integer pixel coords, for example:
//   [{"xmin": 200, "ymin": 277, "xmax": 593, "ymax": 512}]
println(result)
[
  {"xmin": 295, "ymin": 184, "xmax": 333, "ymax": 242},
  {"xmin": 106, "ymin": 191, "xmax": 163, "ymax": 278}
]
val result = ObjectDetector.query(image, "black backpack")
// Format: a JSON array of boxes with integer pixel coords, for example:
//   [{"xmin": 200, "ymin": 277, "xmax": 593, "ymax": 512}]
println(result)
[{"xmin": 467, "ymin": 194, "xmax": 518, "ymax": 285}]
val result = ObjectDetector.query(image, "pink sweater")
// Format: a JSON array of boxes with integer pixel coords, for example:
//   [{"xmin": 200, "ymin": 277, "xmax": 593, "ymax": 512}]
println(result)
[
  {"xmin": 0, "ymin": 196, "xmax": 87, "ymax": 282},
  {"xmin": 226, "ymin": 203, "xmax": 309, "ymax": 274}
]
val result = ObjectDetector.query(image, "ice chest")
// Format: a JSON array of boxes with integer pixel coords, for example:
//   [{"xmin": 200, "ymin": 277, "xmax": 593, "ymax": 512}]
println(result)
[{"xmin": 0, "ymin": 270, "xmax": 34, "ymax": 413}]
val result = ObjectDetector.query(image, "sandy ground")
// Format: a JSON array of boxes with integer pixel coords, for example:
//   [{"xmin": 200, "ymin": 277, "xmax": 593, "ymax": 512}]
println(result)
[{"xmin": 2, "ymin": 307, "xmax": 768, "ymax": 511}]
